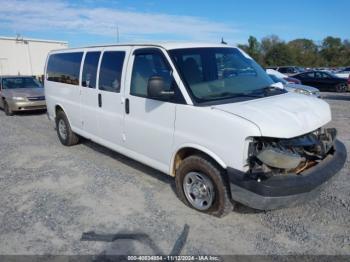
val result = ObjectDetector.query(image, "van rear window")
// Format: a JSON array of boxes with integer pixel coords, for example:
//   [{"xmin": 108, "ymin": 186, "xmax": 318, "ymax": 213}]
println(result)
[{"xmin": 47, "ymin": 52, "xmax": 83, "ymax": 85}]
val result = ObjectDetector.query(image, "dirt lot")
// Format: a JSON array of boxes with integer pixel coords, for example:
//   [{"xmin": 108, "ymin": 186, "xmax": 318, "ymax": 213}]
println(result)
[{"xmin": 0, "ymin": 92, "xmax": 349, "ymax": 256}]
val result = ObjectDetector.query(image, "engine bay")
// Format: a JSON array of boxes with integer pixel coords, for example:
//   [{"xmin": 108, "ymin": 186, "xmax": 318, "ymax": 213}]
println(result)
[{"xmin": 248, "ymin": 128, "xmax": 337, "ymax": 177}]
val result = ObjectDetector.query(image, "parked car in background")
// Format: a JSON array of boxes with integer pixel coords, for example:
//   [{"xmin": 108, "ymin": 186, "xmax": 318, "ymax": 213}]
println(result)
[
  {"xmin": 266, "ymin": 69, "xmax": 302, "ymax": 84},
  {"xmin": 268, "ymin": 74, "xmax": 320, "ymax": 98},
  {"xmin": 335, "ymin": 67, "xmax": 350, "ymax": 79},
  {"xmin": 269, "ymin": 66, "xmax": 305, "ymax": 76},
  {"xmin": 0, "ymin": 76, "xmax": 46, "ymax": 116},
  {"xmin": 293, "ymin": 71, "xmax": 348, "ymax": 92}
]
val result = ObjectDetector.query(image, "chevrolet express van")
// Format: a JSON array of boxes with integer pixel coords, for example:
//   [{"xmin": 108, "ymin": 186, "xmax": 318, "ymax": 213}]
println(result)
[{"xmin": 44, "ymin": 43, "xmax": 346, "ymax": 217}]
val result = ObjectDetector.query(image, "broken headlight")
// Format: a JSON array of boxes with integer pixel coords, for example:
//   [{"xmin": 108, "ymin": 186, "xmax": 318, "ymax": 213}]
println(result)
[{"xmin": 248, "ymin": 128, "xmax": 337, "ymax": 175}]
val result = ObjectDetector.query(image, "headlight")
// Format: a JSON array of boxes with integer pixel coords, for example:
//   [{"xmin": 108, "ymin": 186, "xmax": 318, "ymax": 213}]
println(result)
[
  {"xmin": 12, "ymin": 96, "xmax": 26, "ymax": 101},
  {"xmin": 294, "ymin": 88, "xmax": 311, "ymax": 96}
]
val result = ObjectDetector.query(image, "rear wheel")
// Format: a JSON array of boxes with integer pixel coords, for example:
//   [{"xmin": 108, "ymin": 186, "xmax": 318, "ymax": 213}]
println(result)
[
  {"xmin": 55, "ymin": 111, "xmax": 79, "ymax": 146},
  {"xmin": 175, "ymin": 155, "xmax": 233, "ymax": 217},
  {"xmin": 335, "ymin": 83, "xmax": 347, "ymax": 93},
  {"xmin": 3, "ymin": 100, "xmax": 13, "ymax": 116}
]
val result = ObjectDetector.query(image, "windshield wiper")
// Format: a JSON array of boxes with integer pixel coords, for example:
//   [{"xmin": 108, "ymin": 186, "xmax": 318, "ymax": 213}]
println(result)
[
  {"xmin": 207, "ymin": 92, "xmax": 263, "ymax": 99},
  {"xmin": 251, "ymin": 86, "xmax": 286, "ymax": 96}
]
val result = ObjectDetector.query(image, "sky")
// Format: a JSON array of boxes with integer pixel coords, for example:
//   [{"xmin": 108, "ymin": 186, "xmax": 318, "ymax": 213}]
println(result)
[{"xmin": 0, "ymin": 0, "xmax": 349, "ymax": 47}]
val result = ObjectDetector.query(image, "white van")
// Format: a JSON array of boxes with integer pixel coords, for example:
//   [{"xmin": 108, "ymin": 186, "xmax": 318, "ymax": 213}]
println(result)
[{"xmin": 44, "ymin": 43, "xmax": 346, "ymax": 217}]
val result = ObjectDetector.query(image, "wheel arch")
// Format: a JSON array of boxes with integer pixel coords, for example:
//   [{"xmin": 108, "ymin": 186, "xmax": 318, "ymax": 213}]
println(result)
[
  {"xmin": 55, "ymin": 104, "xmax": 64, "ymax": 117},
  {"xmin": 54, "ymin": 104, "xmax": 73, "ymax": 128},
  {"xmin": 170, "ymin": 144, "xmax": 227, "ymax": 177}
]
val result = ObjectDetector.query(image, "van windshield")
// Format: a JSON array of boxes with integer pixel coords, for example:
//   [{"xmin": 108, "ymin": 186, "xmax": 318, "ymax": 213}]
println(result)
[{"xmin": 169, "ymin": 48, "xmax": 276, "ymax": 104}]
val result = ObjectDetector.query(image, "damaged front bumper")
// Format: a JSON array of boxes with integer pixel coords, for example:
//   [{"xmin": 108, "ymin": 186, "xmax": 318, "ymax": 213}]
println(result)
[{"xmin": 228, "ymin": 140, "xmax": 347, "ymax": 210}]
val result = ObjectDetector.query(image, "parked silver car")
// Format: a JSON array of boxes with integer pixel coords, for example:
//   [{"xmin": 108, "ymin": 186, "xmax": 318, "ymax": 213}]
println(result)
[
  {"xmin": 269, "ymin": 74, "xmax": 320, "ymax": 98},
  {"xmin": 0, "ymin": 76, "xmax": 46, "ymax": 116}
]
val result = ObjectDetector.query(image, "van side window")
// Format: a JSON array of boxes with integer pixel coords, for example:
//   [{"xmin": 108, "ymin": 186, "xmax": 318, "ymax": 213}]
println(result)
[
  {"xmin": 82, "ymin": 52, "xmax": 101, "ymax": 88},
  {"xmin": 130, "ymin": 53, "xmax": 173, "ymax": 97},
  {"xmin": 47, "ymin": 52, "xmax": 83, "ymax": 85},
  {"xmin": 98, "ymin": 51, "xmax": 125, "ymax": 93}
]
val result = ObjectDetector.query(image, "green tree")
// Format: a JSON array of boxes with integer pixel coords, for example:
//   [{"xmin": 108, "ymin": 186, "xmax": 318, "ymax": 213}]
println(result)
[
  {"xmin": 247, "ymin": 36, "xmax": 262, "ymax": 63},
  {"xmin": 287, "ymin": 39, "xmax": 319, "ymax": 67},
  {"xmin": 259, "ymin": 36, "xmax": 295, "ymax": 66},
  {"xmin": 341, "ymin": 39, "xmax": 350, "ymax": 66},
  {"xmin": 260, "ymin": 35, "xmax": 282, "ymax": 56},
  {"xmin": 264, "ymin": 42, "xmax": 294, "ymax": 66},
  {"xmin": 238, "ymin": 35, "xmax": 350, "ymax": 67},
  {"xmin": 320, "ymin": 36, "xmax": 343, "ymax": 66},
  {"xmin": 238, "ymin": 36, "xmax": 263, "ymax": 64}
]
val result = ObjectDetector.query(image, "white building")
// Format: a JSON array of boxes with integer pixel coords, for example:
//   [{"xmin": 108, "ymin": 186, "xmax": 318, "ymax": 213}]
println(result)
[{"xmin": 0, "ymin": 36, "xmax": 68, "ymax": 76}]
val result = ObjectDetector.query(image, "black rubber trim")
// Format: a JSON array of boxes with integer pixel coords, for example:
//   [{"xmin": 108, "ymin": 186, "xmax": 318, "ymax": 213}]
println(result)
[
  {"xmin": 230, "ymin": 181, "xmax": 329, "ymax": 210},
  {"xmin": 228, "ymin": 139, "xmax": 347, "ymax": 200},
  {"xmin": 133, "ymin": 48, "xmax": 164, "ymax": 56}
]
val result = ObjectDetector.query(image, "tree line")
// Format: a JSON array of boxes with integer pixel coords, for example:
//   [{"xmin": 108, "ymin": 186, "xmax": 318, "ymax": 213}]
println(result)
[{"xmin": 237, "ymin": 35, "xmax": 350, "ymax": 68}]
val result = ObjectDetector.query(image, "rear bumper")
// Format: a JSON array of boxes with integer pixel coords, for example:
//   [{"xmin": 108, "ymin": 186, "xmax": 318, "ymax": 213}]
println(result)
[
  {"xmin": 228, "ymin": 140, "xmax": 347, "ymax": 210},
  {"xmin": 8, "ymin": 100, "xmax": 47, "ymax": 111}
]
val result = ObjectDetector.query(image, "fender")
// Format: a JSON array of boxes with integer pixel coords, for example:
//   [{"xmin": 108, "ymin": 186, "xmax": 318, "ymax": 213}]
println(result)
[
  {"xmin": 53, "ymin": 103, "xmax": 74, "ymax": 128},
  {"xmin": 170, "ymin": 143, "xmax": 227, "ymax": 176}
]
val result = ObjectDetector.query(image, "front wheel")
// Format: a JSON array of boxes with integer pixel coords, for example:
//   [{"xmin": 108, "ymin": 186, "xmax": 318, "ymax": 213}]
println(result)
[
  {"xmin": 3, "ymin": 101, "xmax": 14, "ymax": 116},
  {"xmin": 175, "ymin": 155, "xmax": 233, "ymax": 217},
  {"xmin": 55, "ymin": 111, "xmax": 80, "ymax": 146}
]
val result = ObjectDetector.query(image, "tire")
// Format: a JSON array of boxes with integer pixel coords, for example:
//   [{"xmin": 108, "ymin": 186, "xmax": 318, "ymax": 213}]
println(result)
[
  {"xmin": 55, "ymin": 110, "xmax": 79, "ymax": 146},
  {"xmin": 175, "ymin": 155, "xmax": 234, "ymax": 217},
  {"xmin": 335, "ymin": 83, "xmax": 347, "ymax": 93},
  {"xmin": 3, "ymin": 100, "xmax": 14, "ymax": 116}
]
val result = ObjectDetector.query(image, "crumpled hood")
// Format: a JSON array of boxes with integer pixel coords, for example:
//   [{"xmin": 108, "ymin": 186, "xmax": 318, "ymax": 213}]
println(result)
[
  {"xmin": 212, "ymin": 93, "xmax": 331, "ymax": 138},
  {"xmin": 2, "ymin": 88, "xmax": 44, "ymax": 98}
]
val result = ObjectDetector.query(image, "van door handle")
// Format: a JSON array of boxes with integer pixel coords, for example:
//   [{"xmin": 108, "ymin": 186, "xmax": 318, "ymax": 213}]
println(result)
[
  {"xmin": 98, "ymin": 93, "xmax": 102, "ymax": 107},
  {"xmin": 125, "ymin": 98, "xmax": 130, "ymax": 114}
]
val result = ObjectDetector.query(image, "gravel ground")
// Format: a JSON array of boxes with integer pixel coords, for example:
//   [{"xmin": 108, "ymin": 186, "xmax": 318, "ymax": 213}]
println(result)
[{"xmin": 0, "ymin": 92, "xmax": 349, "ymax": 256}]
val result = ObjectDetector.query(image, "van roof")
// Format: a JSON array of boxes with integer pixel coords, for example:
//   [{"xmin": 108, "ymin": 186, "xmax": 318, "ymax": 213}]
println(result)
[{"xmin": 49, "ymin": 42, "xmax": 235, "ymax": 53}]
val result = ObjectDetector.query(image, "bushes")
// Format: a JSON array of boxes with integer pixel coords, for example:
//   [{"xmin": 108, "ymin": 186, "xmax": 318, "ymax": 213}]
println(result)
[{"xmin": 238, "ymin": 35, "xmax": 350, "ymax": 67}]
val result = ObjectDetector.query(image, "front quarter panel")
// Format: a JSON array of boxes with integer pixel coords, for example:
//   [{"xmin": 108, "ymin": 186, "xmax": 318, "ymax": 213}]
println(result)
[{"xmin": 173, "ymin": 104, "xmax": 261, "ymax": 172}]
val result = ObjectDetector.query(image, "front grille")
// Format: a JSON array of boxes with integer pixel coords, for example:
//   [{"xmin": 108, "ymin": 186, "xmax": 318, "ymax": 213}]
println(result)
[{"xmin": 27, "ymin": 96, "xmax": 45, "ymax": 101}]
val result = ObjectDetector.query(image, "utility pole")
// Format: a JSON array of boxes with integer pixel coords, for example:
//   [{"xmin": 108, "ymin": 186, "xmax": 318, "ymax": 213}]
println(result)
[{"xmin": 116, "ymin": 25, "xmax": 120, "ymax": 43}]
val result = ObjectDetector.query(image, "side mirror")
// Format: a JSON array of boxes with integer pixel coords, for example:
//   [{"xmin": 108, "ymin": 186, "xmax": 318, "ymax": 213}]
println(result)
[{"xmin": 147, "ymin": 76, "xmax": 174, "ymax": 99}]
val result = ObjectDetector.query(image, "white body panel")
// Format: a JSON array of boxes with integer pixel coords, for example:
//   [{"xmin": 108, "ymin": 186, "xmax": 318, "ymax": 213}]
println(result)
[
  {"xmin": 80, "ymin": 85, "xmax": 99, "ymax": 137},
  {"xmin": 212, "ymin": 93, "xmax": 331, "ymax": 138},
  {"xmin": 44, "ymin": 42, "xmax": 332, "ymax": 176},
  {"xmin": 97, "ymin": 46, "xmax": 131, "ymax": 146},
  {"xmin": 173, "ymin": 104, "xmax": 260, "ymax": 172},
  {"xmin": 45, "ymin": 81, "xmax": 81, "ymax": 129}
]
